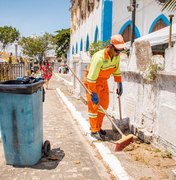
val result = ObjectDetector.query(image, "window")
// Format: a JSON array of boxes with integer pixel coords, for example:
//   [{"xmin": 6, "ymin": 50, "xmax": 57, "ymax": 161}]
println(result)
[
  {"xmin": 76, "ymin": 43, "xmax": 78, "ymax": 54},
  {"xmin": 152, "ymin": 19, "xmax": 166, "ymax": 32},
  {"xmin": 86, "ymin": 35, "xmax": 89, "ymax": 51},
  {"xmin": 122, "ymin": 25, "xmax": 137, "ymax": 42},
  {"xmin": 119, "ymin": 20, "xmax": 140, "ymax": 42},
  {"xmin": 80, "ymin": 39, "xmax": 83, "ymax": 51},
  {"xmin": 149, "ymin": 14, "xmax": 169, "ymax": 33},
  {"xmin": 122, "ymin": 25, "xmax": 131, "ymax": 42},
  {"xmin": 72, "ymin": 46, "xmax": 74, "ymax": 54},
  {"xmin": 94, "ymin": 26, "xmax": 99, "ymax": 42}
]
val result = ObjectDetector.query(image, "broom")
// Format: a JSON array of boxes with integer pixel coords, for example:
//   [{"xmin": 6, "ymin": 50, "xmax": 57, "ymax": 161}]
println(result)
[
  {"xmin": 67, "ymin": 65, "xmax": 134, "ymax": 151},
  {"xmin": 112, "ymin": 86, "xmax": 129, "ymax": 133}
]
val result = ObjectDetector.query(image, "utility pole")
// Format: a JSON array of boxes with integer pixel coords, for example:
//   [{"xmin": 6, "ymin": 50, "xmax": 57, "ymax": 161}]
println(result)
[
  {"xmin": 131, "ymin": 0, "xmax": 136, "ymax": 46},
  {"xmin": 168, "ymin": 14, "xmax": 174, "ymax": 48},
  {"xmin": 14, "ymin": 40, "xmax": 18, "ymax": 60}
]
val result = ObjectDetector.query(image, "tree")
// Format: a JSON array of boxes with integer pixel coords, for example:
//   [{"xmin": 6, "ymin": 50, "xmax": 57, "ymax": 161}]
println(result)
[
  {"xmin": 0, "ymin": 26, "xmax": 20, "ymax": 50},
  {"xmin": 53, "ymin": 28, "xmax": 70, "ymax": 57},
  {"xmin": 18, "ymin": 33, "xmax": 54, "ymax": 61},
  {"xmin": 157, "ymin": 0, "xmax": 176, "ymax": 12},
  {"xmin": 88, "ymin": 41, "xmax": 109, "ymax": 57},
  {"xmin": 88, "ymin": 40, "xmax": 129, "ymax": 58}
]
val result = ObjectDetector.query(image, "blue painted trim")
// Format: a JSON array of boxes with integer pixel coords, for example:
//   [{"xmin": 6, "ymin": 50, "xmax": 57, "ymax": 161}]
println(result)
[
  {"xmin": 119, "ymin": 20, "xmax": 141, "ymax": 38},
  {"xmin": 67, "ymin": 48, "xmax": 70, "ymax": 59},
  {"xmin": 102, "ymin": 0, "xmax": 112, "ymax": 2},
  {"xmin": 72, "ymin": 45, "xmax": 74, "ymax": 54},
  {"xmin": 86, "ymin": 34, "xmax": 89, "ymax": 51},
  {"xmin": 67, "ymin": 53, "xmax": 70, "ymax": 59},
  {"xmin": 101, "ymin": 0, "xmax": 112, "ymax": 41},
  {"xmin": 149, "ymin": 14, "xmax": 170, "ymax": 33},
  {"xmin": 94, "ymin": 26, "xmax": 99, "ymax": 42},
  {"xmin": 76, "ymin": 42, "xmax": 78, "ymax": 54},
  {"xmin": 80, "ymin": 38, "xmax": 83, "ymax": 51}
]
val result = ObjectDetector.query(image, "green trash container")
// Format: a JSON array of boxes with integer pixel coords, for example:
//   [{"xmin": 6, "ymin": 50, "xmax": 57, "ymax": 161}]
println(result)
[{"xmin": 0, "ymin": 79, "xmax": 50, "ymax": 166}]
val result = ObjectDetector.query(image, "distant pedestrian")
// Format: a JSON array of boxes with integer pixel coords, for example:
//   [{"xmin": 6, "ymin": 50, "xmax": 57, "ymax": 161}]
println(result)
[
  {"xmin": 58, "ymin": 66, "xmax": 62, "ymax": 73},
  {"xmin": 65, "ymin": 65, "xmax": 69, "ymax": 74},
  {"xmin": 34, "ymin": 66, "xmax": 42, "ymax": 78},
  {"xmin": 9, "ymin": 53, "xmax": 13, "ymax": 64},
  {"xmin": 20, "ymin": 57, "xmax": 24, "ymax": 64},
  {"xmin": 41, "ymin": 60, "xmax": 53, "ymax": 89}
]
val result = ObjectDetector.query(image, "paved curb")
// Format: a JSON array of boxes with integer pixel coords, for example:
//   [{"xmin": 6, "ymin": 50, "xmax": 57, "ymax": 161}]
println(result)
[
  {"xmin": 54, "ymin": 72, "xmax": 73, "ymax": 86},
  {"xmin": 56, "ymin": 83, "xmax": 132, "ymax": 180}
]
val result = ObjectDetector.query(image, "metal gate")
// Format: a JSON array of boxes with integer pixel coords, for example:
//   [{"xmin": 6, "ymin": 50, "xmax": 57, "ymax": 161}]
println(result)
[{"xmin": 0, "ymin": 63, "xmax": 26, "ymax": 82}]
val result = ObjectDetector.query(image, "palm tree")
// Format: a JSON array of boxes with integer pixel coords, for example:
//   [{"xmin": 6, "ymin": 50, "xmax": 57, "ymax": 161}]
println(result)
[{"xmin": 158, "ymin": 0, "xmax": 176, "ymax": 12}]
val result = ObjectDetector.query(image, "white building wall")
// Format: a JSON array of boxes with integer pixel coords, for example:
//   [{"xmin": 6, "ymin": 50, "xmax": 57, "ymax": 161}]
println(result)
[
  {"xmin": 69, "ymin": 0, "xmax": 176, "ymax": 155},
  {"xmin": 112, "ymin": 0, "xmax": 130, "ymax": 34},
  {"xmin": 70, "ymin": 1, "xmax": 102, "ymax": 60},
  {"xmin": 112, "ymin": 0, "xmax": 176, "ymax": 37},
  {"xmin": 70, "ymin": 1, "xmax": 103, "ymax": 96}
]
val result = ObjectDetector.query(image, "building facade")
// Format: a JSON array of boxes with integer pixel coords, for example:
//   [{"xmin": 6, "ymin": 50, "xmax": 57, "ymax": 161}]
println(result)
[
  {"xmin": 69, "ymin": 0, "xmax": 176, "ymax": 155},
  {"xmin": 70, "ymin": 0, "xmax": 175, "ymax": 59}
]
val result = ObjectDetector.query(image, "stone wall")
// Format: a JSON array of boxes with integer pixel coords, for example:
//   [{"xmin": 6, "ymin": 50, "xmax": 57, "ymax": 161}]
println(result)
[
  {"xmin": 71, "ymin": 54, "xmax": 89, "ymax": 99},
  {"xmin": 71, "ymin": 39, "xmax": 176, "ymax": 156},
  {"xmin": 108, "ymin": 42, "xmax": 176, "ymax": 156}
]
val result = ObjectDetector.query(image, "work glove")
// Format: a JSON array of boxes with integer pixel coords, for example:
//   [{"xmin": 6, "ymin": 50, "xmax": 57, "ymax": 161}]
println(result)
[
  {"xmin": 91, "ymin": 93, "xmax": 99, "ymax": 104},
  {"xmin": 116, "ymin": 82, "xmax": 123, "ymax": 96}
]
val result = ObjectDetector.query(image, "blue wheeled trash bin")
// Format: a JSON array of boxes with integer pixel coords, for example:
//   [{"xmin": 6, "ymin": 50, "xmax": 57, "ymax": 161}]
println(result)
[{"xmin": 0, "ymin": 78, "xmax": 50, "ymax": 166}]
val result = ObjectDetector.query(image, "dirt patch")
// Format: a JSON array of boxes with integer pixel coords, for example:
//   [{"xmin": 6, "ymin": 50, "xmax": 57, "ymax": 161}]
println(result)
[
  {"xmin": 123, "ymin": 141, "xmax": 176, "ymax": 179},
  {"xmin": 55, "ymin": 74, "xmax": 176, "ymax": 179}
]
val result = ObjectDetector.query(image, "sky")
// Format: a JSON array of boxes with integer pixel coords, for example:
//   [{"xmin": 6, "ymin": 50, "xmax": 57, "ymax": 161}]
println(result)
[{"xmin": 0, "ymin": 0, "xmax": 70, "ymax": 37}]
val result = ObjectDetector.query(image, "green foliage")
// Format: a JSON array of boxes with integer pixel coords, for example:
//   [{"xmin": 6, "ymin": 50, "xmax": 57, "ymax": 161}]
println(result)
[
  {"xmin": 147, "ymin": 64, "xmax": 162, "ymax": 82},
  {"xmin": 88, "ymin": 41, "xmax": 109, "ymax": 57},
  {"xmin": 161, "ymin": 151, "xmax": 172, "ymax": 159},
  {"xmin": 53, "ymin": 28, "xmax": 70, "ymax": 57},
  {"xmin": 121, "ymin": 48, "xmax": 130, "ymax": 56},
  {"xmin": 161, "ymin": 0, "xmax": 176, "ymax": 12},
  {"xmin": 40, "ymin": 33, "xmax": 54, "ymax": 53},
  {"xmin": 18, "ymin": 33, "xmax": 53, "ymax": 60},
  {"xmin": 0, "ymin": 26, "xmax": 20, "ymax": 50}
]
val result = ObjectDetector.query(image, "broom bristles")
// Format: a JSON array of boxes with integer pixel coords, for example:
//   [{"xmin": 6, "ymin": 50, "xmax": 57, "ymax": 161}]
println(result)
[{"xmin": 115, "ymin": 134, "xmax": 134, "ymax": 151}]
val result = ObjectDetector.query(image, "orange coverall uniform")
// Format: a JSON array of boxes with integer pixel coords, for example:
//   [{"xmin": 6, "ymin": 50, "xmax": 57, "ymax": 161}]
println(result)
[{"xmin": 84, "ymin": 48, "xmax": 122, "ymax": 133}]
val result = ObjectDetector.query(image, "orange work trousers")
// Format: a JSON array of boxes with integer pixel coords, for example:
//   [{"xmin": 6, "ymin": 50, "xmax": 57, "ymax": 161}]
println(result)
[{"xmin": 86, "ymin": 81, "xmax": 109, "ymax": 133}]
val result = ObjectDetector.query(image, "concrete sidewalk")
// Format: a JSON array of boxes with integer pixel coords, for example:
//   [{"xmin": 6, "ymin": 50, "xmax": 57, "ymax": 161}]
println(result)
[
  {"xmin": 0, "ymin": 76, "xmax": 111, "ymax": 180},
  {"xmin": 0, "ymin": 74, "xmax": 176, "ymax": 179},
  {"xmin": 56, "ymin": 73, "xmax": 176, "ymax": 180}
]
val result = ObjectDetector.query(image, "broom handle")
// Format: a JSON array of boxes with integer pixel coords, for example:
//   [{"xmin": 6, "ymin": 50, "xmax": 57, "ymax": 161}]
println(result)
[
  {"xmin": 98, "ymin": 104, "xmax": 124, "ymax": 136},
  {"xmin": 118, "ymin": 96, "xmax": 122, "ymax": 120},
  {"xmin": 67, "ymin": 64, "xmax": 125, "ymax": 137},
  {"xmin": 67, "ymin": 64, "xmax": 91, "ymax": 94},
  {"xmin": 117, "ymin": 84, "xmax": 122, "ymax": 120}
]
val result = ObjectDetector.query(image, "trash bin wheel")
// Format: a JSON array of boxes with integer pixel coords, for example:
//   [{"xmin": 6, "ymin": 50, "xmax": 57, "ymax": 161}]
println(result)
[{"xmin": 43, "ymin": 140, "xmax": 51, "ymax": 156}]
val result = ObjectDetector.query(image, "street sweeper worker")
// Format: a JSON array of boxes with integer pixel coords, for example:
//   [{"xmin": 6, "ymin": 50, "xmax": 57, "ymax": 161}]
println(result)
[{"xmin": 84, "ymin": 34, "xmax": 126, "ymax": 141}]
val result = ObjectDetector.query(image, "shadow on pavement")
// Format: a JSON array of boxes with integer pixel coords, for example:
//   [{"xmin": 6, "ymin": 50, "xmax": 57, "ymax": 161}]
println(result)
[
  {"xmin": 31, "ymin": 148, "xmax": 65, "ymax": 170},
  {"xmin": 104, "ymin": 129, "xmax": 121, "ymax": 141},
  {"xmin": 105, "ymin": 128, "xmax": 132, "ymax": 141}
]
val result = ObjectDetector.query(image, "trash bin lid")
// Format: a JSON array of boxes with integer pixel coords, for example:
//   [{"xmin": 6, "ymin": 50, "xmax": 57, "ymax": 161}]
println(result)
[{"xmin": 0, "ymin": 80, "xmax": 45, "ymax": 94}]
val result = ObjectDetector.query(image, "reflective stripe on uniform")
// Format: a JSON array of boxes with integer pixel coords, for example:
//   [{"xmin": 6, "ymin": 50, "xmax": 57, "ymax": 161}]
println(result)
[
  {"xmin": 88, "ymin": 112, "xmax": 97, "ymax": 118},
  {"xmin": 87, "ymin": 78, "xmax": 96, "ymax": 83},
  {"xmin": 101, "ymin": 65, "xmax": 116, "ymax": 70},
  {"xmin": 98, "ymin": 108, "xmax": 105, "ymax": 114}
]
